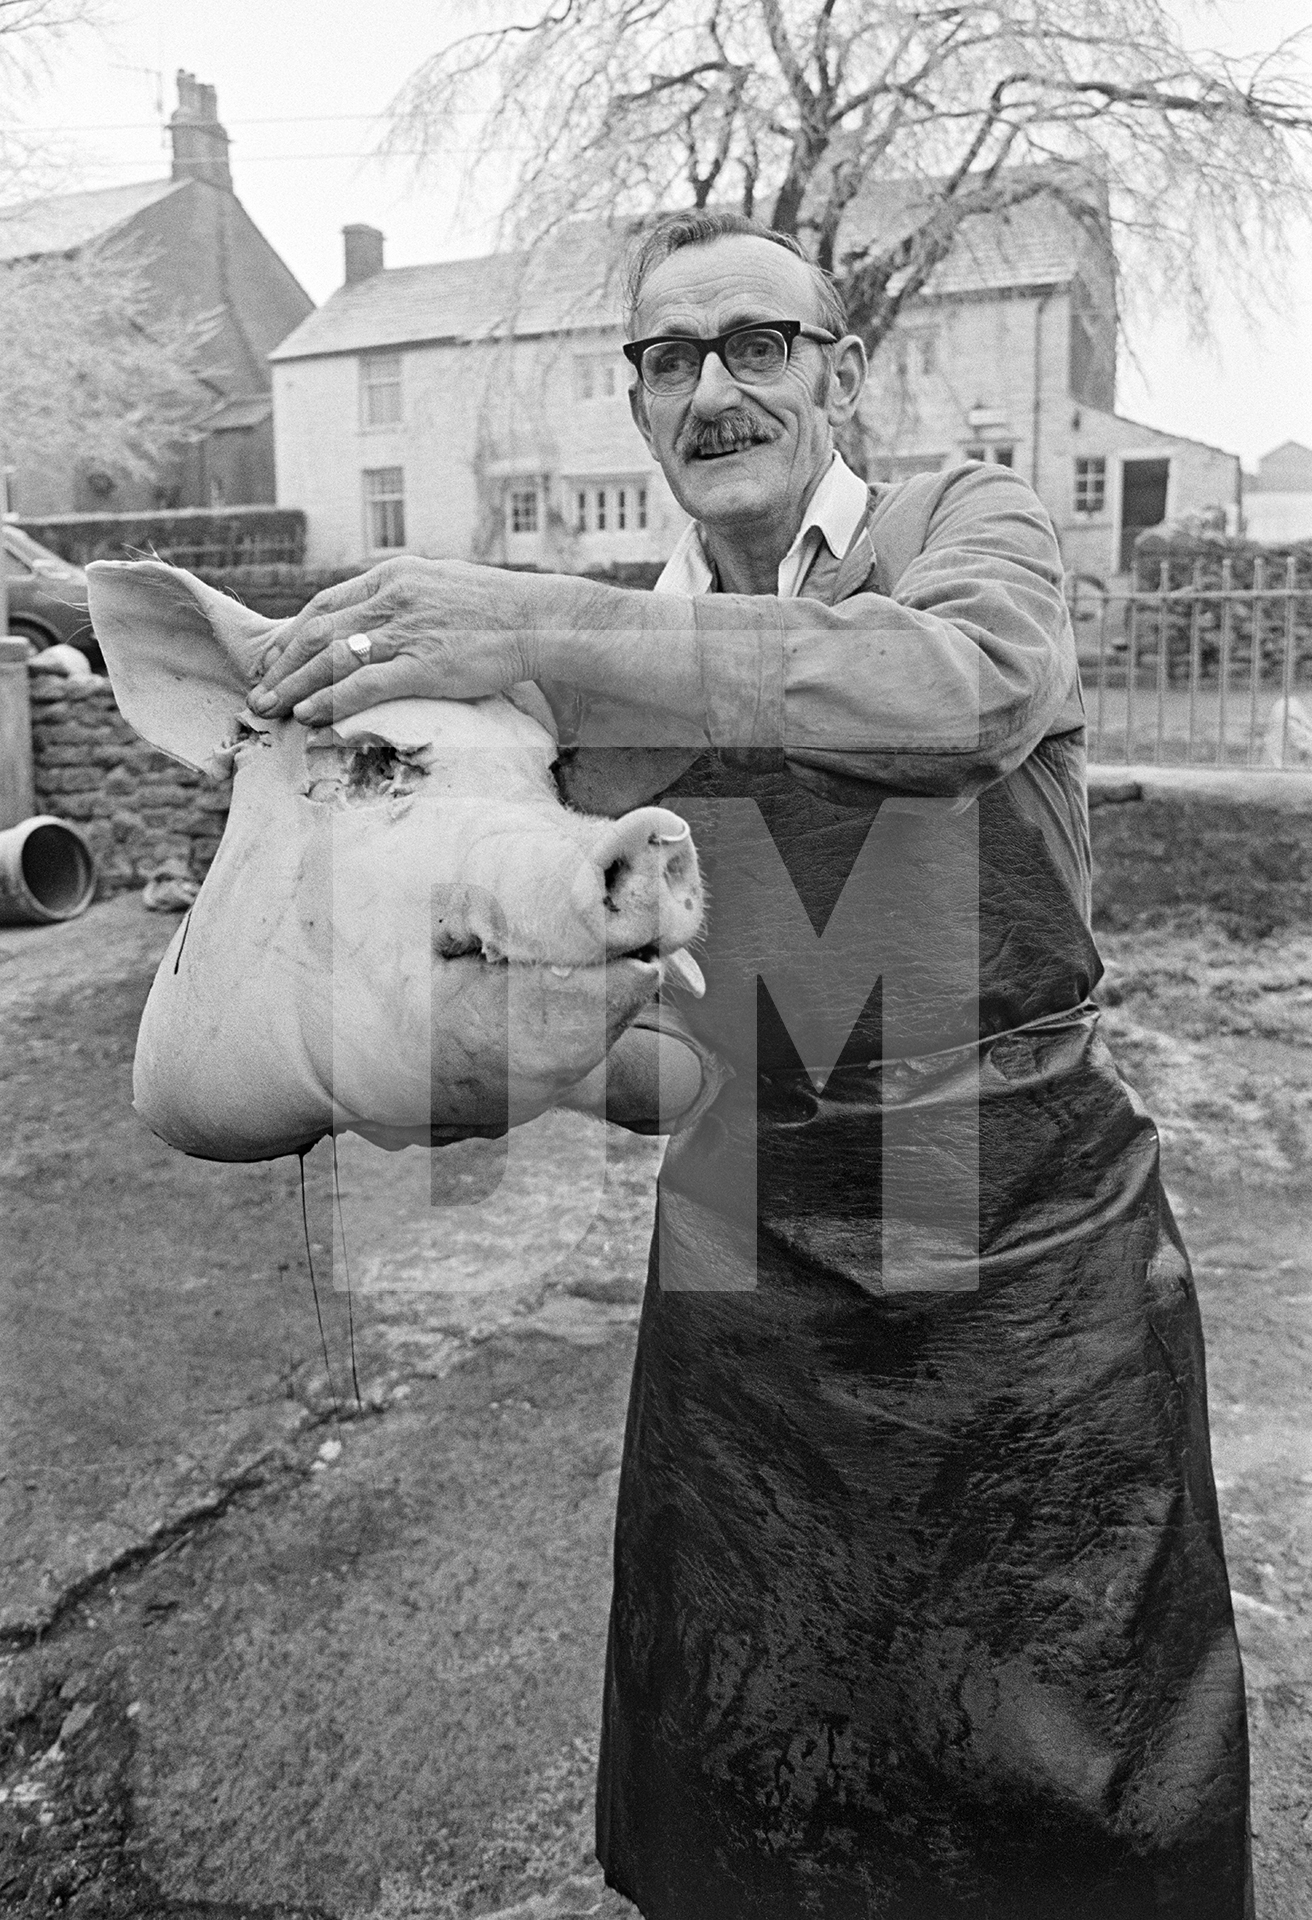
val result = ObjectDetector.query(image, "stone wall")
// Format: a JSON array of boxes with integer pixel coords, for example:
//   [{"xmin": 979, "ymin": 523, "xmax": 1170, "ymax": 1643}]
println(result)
[
  {"xmin": 25, "ymin": 673, "xmax": 1312, "ymax": 929},
  {"xmin": 27, "ymin": 668, "xmax": 230, "ymax": 895}
]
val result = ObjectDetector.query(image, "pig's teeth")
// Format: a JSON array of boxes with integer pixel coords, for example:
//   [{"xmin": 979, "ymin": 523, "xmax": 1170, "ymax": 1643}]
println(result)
[
  {"xmin": 549, "ymin": 965, "xmax": 574, "ymax": 979},
  {"xmin": 662, "ymin": 949, "xmax": 706, "ymax": 998}
]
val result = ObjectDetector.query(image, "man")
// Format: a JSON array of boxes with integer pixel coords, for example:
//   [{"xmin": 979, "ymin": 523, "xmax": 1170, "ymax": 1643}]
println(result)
[{"xmin": 253, "ymin": 211, "xmax": 1250, "ymax": 1920}]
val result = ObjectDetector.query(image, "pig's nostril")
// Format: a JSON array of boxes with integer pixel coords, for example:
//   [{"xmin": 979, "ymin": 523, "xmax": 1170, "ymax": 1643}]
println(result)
[
  {"xmin": 602, "ymin": 858, "xmax": 626, "ymax": 907},
  {"xmin": 662, "ymin": 843, "xmax": 694, "ymax": 888}
]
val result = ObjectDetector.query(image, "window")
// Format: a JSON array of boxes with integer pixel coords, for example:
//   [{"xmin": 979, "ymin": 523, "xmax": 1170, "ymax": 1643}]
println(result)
[
  {"xmin": 992, "ymin": 445, "xmax": 1014, "ymax": 469},
  {"xmin": 895, "ymin": 330, "xmax": 938, "ymax": 379},
  {"xmin": 360, "ymin": 353, "xmax": 402, "ymax": 428},
  {"xmin": 364, "ymin": 467, "xmax": 405, "ymax": 549},
  {"xmin": 574, "ymin": 355, "xmax": 618, "ymax": 402},
  {"xmin": 509, "ymin": 488, "xmax": 539, "ymax": 535},
  {"xmin": 571, "ymin": 479, "xmax": 650, "ymax": 536},
  {"xmin": 1074, "ymin": 456, "xmax": 1107, "ymax": 515},
  {"xmin": 965, "ymin": 446, "xmax": 986, "ymax": 464}
]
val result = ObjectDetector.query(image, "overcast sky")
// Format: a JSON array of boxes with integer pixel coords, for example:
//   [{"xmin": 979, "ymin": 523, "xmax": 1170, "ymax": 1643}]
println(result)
[{"xmin": 11, "ymin": 0, "xmax": 1312, "ymax": 471}]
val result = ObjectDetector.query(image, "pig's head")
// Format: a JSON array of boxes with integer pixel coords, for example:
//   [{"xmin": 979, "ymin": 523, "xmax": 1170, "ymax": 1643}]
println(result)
[{"xmin": 87, "ymin": 562, "xmax": 704, "ymax": 1161}]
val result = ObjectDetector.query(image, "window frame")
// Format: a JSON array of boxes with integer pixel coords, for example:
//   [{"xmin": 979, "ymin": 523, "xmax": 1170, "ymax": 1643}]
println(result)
[
  {"xmin": 1073, "ymin": 455, "xmax": 1108, "ymax": 516},
  {"xmin": 568, "ymin": 477, "xmax": 653, "ymax": 538},
  {"xmin": 359, "ymin": 351, "xmax": 403, "ymax": 430},
  {"xmin": 508, "ymin": 487, "xmax": 541, "ymax": 536},
  {"xmin": 363, "ymin": 466, "xmax": 406, "ymax": 551},
  {"xmin": 573, "ymin": 353, "xmax": 619, "ymax": 403}
]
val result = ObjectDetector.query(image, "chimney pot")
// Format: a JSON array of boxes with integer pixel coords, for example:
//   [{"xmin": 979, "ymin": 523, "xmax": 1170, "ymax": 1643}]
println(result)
[
  {"xmin": 170, "ymin": 69, "xmax": 232, "ymax": 193},
  {"xmin": 343, "ymin": 224, "xmax": 385, "ymax": 285}
]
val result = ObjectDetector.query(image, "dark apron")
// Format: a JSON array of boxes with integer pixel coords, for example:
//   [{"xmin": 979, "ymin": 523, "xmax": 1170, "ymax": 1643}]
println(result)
[{"xmin": 585, "ymin": 723, "xmax": 1250, "ymax": 1917}]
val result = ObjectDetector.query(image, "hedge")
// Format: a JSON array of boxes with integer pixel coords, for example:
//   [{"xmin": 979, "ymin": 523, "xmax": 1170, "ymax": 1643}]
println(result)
[
  {"xmin": 16, "ymin": 507, "xmax": 306, "ymax": 571},
  {"xmin": 1129, "ymin": 532, "xmax": 1312, "ymax": 685}
]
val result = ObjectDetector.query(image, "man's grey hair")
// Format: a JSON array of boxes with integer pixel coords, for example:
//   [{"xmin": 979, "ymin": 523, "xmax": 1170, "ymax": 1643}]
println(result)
[{"xmin": 624, "ymin": 210, "xmax": 849, "ymax": 341}]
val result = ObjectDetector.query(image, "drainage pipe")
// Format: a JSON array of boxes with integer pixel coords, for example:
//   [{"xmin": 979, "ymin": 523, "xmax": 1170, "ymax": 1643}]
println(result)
[{"xmin": 0, "ymin": 815, "xmax": 98, "ymax": 924}]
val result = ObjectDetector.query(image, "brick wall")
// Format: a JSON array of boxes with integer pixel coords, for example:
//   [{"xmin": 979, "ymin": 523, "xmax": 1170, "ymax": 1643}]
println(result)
[{"xmin": 27, "ymin": 668, "xmax": 230, "ymax": 895}]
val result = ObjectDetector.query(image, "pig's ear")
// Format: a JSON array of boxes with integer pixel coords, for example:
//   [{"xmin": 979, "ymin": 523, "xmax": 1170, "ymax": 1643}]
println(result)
[{"xmin": 87, "ymin": 561, "xmax": 281, "ymax": 774}]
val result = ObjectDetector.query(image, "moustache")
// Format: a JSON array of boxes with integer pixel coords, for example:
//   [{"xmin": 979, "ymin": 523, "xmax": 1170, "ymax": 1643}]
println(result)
[{"xmin": 680, "ymin": 410, "xmax": 776, "ymax": 460}]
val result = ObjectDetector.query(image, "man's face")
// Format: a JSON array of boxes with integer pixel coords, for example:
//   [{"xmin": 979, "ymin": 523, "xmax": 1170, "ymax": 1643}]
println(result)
[{"xmin": 628, "ymin": 235, "xmax": 864, "ymax": 539}]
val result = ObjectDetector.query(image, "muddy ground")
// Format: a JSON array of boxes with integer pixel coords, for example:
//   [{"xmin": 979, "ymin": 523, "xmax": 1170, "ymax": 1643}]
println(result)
[{"xmin": 0, "ymin": 897, "xmax": 1308, "ymax": 1918}]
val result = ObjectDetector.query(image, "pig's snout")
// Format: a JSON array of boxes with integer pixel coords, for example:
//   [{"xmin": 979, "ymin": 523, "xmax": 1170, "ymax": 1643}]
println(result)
[{"xmin": 575, "ymin": 806, "xmax": 703, "ymax": 955}]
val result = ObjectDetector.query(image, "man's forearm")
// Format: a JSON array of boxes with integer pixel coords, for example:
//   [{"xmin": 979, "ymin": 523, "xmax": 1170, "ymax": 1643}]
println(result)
[
  {"xmin": 525, "ymin": 573, "xmax": 784, "ymax": 754},
  {"xmin": 521, "ymin": 466, "xmax": 1078, "ymax": 792}
]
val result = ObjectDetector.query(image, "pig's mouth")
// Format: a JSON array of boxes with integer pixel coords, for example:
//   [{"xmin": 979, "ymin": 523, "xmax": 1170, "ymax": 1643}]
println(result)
[{"xmin": 432, "ymin": 933, "xmax": 704, "ymax": 997}]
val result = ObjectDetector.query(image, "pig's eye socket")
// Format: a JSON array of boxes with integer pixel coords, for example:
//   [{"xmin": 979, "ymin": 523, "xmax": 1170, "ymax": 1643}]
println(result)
[{"xmin": 433, "ymin": 929, "xmax": 483, "ymax": 960}]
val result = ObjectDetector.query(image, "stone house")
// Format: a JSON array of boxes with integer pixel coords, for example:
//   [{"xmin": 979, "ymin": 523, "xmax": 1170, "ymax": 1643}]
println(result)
[
  {"xmin": 271, "ymin": 222, "xmax": 677, "ymax": 572},
  {"xmin": 271, "ymin": 183, "xmax": 1239, "ymax": 582},
  {"xmin": 0, "ymin": 73, "xmax": 313, "ymax": 517}
]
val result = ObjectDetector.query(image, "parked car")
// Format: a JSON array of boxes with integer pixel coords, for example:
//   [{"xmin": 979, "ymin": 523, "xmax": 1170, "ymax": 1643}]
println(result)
[{"xmin": 2, "ymin": 524, "xmax": 102, "ymax": 671}]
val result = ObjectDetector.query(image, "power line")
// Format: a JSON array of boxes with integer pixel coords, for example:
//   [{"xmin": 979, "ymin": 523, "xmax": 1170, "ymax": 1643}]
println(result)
[
  {"xmin": 18, "ymin": 112, "xmax": 483, "ymax": 132},
  {"xmin": 51, "ymin": 149, "xmax": 523, "ymax": 166}
]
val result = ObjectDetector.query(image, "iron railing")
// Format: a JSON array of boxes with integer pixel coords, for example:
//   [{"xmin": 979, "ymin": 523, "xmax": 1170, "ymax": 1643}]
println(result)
[{"xmin": 1069, "ymin": 556, "xmax": 1312, "ymax": 768}]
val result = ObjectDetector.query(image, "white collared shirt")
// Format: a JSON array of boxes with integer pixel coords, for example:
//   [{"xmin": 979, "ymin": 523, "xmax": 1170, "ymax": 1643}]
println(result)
[{"xmin": 654, "ymin": 451, "xmax": 871, "ymax": 599}]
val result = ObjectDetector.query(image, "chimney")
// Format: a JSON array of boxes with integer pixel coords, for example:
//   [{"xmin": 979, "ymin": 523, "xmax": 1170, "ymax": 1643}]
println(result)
[
  {"xmin": 343, "ymin": 224, "xmax": 385, "ymax": 285},
  {"xmin": 170, "ymin": 70, "xmax": 232, "ymax": 192}
]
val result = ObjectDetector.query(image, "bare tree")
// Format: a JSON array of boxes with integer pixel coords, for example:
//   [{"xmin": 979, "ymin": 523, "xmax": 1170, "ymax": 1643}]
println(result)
[
  {"xmin": 1, "ymin": 0, "xmax": 220, "ymax": 519},
  {"xmin": 387, "ymin": 0, "xmax": 1312, "ymax": 353},
  {"xmin": 0, "ymin": 0, "xmax": 99, "ymax": 198},
  {"xmin": 0, "ymin": 244, "xmax": 221, "ymax": 508}
]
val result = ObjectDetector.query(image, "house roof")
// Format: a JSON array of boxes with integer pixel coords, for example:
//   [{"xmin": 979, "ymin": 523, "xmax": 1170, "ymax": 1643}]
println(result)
[
  {"xmin": 1249, "ymin": 439, "xmax": 1312, "ymax": 493},
  {"xmin": 838, "ymin": 174, "xmax": 1094, "ymax": 299},
  {"xmin": 271, "ymin": 179, "xmax": 1094, "ymax": 365},
  {"xmin": 910, "ymin": 196, "xmax": 1084, "ymax": 297},
  {"xmin": 271, "ymin": 221, "xmax": 630, "ymax": 363},
  {"xmin": 0, "ymin": 177, "xmax": 187, "ymax": 261}
]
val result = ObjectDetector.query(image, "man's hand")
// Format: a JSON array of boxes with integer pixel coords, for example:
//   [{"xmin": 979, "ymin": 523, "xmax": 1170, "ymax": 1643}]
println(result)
[
  {"xmin": 248, "ymin": 557, "xmax": 537, "ymax": 726},
  {"xmin": 558, "ymin": 1026, "xmax": 708, "ymax": 1136}
]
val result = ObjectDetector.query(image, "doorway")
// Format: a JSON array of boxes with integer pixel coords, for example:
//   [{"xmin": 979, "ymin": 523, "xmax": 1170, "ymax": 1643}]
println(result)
[{"xmin": 1119, "ymin": 458, "xmax": 1170, "ymax": 573}]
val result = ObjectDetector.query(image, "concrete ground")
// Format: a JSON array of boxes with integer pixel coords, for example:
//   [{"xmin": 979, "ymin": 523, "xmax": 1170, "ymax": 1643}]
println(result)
[{"xmin": 0, "ymin": 895, "xmax": 1309, "ymax": 1917}]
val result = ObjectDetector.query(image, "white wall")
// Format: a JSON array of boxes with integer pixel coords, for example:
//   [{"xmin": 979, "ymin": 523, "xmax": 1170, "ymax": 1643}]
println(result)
[
  {"xmin": 1243, "ymin": 492, "xmax": 1312, "ymax": 544},
  {"xmin": 275, "ymin": 328, "xmax": 687, "ymax": 569},
  {"xmin": 1055, "ymin": 415, "xmax": 1239, "ymax": 582},
  {"xmin": 860, "ymin": 289, "xmax": 1069, "ymax": 486},
  {"xmin": 858, "ymin": 286, "xmax": 1239, "ymax": 585}
]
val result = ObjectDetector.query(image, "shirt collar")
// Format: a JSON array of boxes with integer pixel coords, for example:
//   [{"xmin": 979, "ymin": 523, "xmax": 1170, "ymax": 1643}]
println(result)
[{"xmin": 654, "ymin": 452, "xmax": 871, "ymax": 599}]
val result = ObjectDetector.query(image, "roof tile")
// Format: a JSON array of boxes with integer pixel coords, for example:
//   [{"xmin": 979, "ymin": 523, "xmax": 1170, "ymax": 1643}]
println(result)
[{"xmin": 0, "ymin": 178, "xmax": 186, "ymax": 260}]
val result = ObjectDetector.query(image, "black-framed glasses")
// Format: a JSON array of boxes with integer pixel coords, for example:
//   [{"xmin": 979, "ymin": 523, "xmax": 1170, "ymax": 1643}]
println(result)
[{"xmin": 622, "ymin": 320, "xmax": 839, "ymax": 395}]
